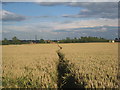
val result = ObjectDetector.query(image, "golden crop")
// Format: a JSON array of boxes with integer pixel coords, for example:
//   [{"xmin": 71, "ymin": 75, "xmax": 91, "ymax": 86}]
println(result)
[
  {"xmin": 60, "ymin": 43, "xmax": 119, "ymax": 88},
  {"xmin": 2, "ymin": 44, "xmax": 59, "ymax": 88},
  {"xmin": 2, "ymin": 43, "xmax": 119, "ymax": 88}
]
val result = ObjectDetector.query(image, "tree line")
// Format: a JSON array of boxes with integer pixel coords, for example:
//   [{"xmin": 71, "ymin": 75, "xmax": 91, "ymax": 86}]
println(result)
[
  {"xmin": 2, "ymin": 36, "xmax": 46, "ymax": 45},
  {"xmin": 1, "ymin": 36, "xmax": 111, "ymax": 45},
  {"xmin": 59, "ymin": 37, "xmax": 109, "ymax": 43}
]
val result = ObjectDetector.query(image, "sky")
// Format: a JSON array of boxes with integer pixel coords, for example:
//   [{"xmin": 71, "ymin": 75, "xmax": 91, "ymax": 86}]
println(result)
[{"xmin": 1, "ymin": 2, "xmax": 119, "ymax": 40}]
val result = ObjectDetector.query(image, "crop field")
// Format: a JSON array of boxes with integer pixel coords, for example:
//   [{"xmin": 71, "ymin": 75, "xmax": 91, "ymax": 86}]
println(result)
[
  {"xmin": 2, "ymin": 44, "xmax": 59, "ymax": 88},
  {"xmin": 60, "ymin": 43, "xmax": 119, "ymax": 88},
  {"xmin": 2, "ymin": 43, "xmax": 119, "ymax": 88}
]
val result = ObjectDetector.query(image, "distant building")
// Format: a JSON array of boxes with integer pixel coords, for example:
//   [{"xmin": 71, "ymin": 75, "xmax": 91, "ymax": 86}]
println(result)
[
  {"xmin": 109, "ymin": 40, "xmax": 115, "ymax": 43},
  {"xmin": 30, "ymin": 41, "xmax": 34, "ymax": 44},
  {"xmin": 112, "ymin": 40, "xmax": 115, "ymax": 43},
  {"xmin": 44, "ymin": 40, "xmax": 51, "ymax": 43}
]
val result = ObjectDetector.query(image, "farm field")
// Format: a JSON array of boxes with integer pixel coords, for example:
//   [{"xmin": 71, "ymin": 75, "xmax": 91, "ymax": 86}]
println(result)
[
  {"xmin": 2, "ymin": 43, "xmax": 119, "ymax": 88},
  {"xmin": 2, "ymin": 44, "xmax": 59, "ymax": 88},
  {"xmin": 60, "ymin": 43, "xmax": 119, "ymax": 88}
]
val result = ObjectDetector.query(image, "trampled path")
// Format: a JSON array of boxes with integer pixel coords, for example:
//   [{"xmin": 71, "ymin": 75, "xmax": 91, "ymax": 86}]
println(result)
[{"xmin": 56, "ymin": 44, "xmax": 85, "ymax": 89}]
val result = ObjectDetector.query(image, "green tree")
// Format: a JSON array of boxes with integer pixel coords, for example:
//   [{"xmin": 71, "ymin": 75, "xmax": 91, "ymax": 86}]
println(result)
[
  {"xmin": 39, "ymin": 39, "xmax": 45, "ymax": 43},
  {"xmin": 2, "ymin": 38, "xmax": 9, "ymax": 45},
  {"xmin": 12, "ymin": 36, "xmax": 20, "ymax": 44},
  {"xmin": 65, "ymin": 37, "xmax": 71, "ymax": 43}
]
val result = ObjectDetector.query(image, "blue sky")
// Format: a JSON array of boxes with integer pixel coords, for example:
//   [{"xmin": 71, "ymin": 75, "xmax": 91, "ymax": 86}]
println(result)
[
  {"xmin": 3, "ymin": 2, "xmax": 81, "ymax": 16},
  {"xmin": 1, "ymin": 2, "xmax": 118, "ymax": 40}
]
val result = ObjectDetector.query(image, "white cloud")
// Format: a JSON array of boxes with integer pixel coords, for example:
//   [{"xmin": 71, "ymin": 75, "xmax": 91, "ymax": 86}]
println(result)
[
  {"xmin": 2, "ymin": 18, "xmax": 118, "ymax": 39},
  {"xmin": 3, "ymin": 18, "xmax": 118, "ymax": 33},
  {"xmin": 1, "ymin": 1, "xmax": 118, "ymax": 40},
  {"xmin": 63, "ymin": 2, "xmax": 118, "ymax": 19},
  {"xmin": 34, "ymin": 2, "xmax": 118, "ymax": 19},
  {"xmin": 53, "ymin": 18, "xmax": 118, "ymax": 30},
  {"xmin": 2, "ymin": 2, "xmax": 118, "ymax": 19},
  {"xmin": 0, "ymin": 10, "xmax": 26, "ymax": 21}
]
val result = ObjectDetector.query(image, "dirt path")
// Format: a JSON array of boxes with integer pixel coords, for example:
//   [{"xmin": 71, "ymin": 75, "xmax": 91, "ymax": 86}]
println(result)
[{"xmin": 56, "ymin": 44, "xmax": 85, "ymax": 89}]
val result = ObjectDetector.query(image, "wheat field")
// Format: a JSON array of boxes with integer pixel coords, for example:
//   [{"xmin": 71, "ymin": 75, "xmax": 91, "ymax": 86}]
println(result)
[
  {"xmin": 2, "ymin": 44, "xmax": 59, "ymax": 88},
  {"xmin": 60, "ymin": 43, "xmax": 119, "ymax": 88},
  {"xmin": 2, "ymin": 43, "xmax": 119, "ymax": 88}
]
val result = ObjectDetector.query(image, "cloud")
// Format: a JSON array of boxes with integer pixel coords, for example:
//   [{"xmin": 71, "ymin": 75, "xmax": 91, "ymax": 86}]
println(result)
[
  {"xmin": 62, "ymin": 2, "xmax": 118, "ymax": 19},
  {"xmin": 1, "ymin": 2, "xmax": 118, "ymax": 19},
  {"xmin": 35, "ymin": 2, "xmax": 65, "ymax": 6},
  {"xmin": 54, "ymin": 18, "xmax": 118, "ymax": 30},
  {"xmin": 0, "ymin": 10, "xmax": 26, "ymax": 21},
  {"xmin": 33, "ymin": 2, "xmax": 119, "ymax": 19},
  {"xmin": 53, "ymin": 26, "xmax": 117, "ymax": 33},
  {"xmin": 2, "ymin": 17, "xmax": 118, "ymax": 39},
  {"xmin": 3, "ymin": 24, "xmax": 118, "ymax": 40},
  {"xmin": 1, "ymin": 1, "xmax": 119, "ymax": 40},
  {"xmin": 3, "ymin": 18, "xmax": 118, "ymax": 33},
  {"xmin": 0, "ymin": 9, "xmax": 58, "ymax": 21}
]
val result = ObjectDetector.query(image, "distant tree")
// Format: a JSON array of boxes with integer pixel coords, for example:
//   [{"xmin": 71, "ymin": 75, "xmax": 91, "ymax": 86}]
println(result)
[
  {"xmin": 115, "ymin": 38, "xmax": 118, "ymax": 41},
  {"xmin": 72, "ymin": 37, "xmax": 78, "ymax": 43},
  {"xmin": 39, "ymin": 39, "xmax": 45, "ymax": 43},
  {"xmin": 12, "ymin": 36, "xmax": 21, "ymax": 44},
  {"xmin": 2, "ymin": 38, "xmax": 9, "ymax": 45},
  {"xmin": 65, "ymin": 37, "xmax": 72, "ymax": 43},
  {"xmin": 59, "ymin": 36, "xmax": 109, "ymax": 43}
]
